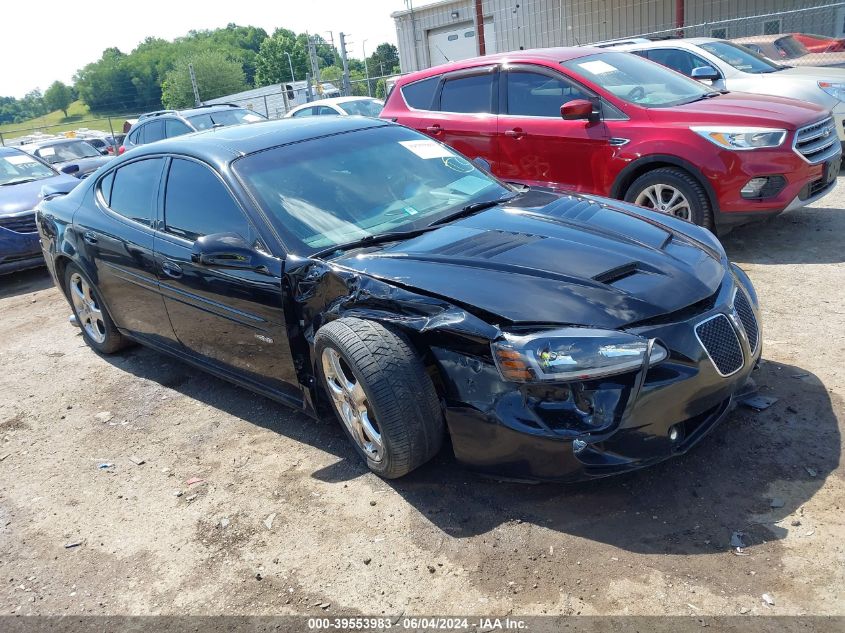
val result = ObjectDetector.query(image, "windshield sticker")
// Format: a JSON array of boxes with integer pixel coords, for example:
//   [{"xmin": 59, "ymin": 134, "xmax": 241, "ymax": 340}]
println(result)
[
  {"xmin": 6, "ymin": 155, "xmax": 39, "ymax": 165},
  {"xmin": 403, "ymin": 206, "xmax": 419, "ymax": 215},
  {"xmin": 399, "ymin": 139, "xmax": 454, "ymax": 159},
  {"xmin": 449, "ymin": 175, "xmax": 491, "ymax": 196},
  {"xmin": 38, "ymin": 147, "xmax": 56, "ymax": 157},
  {"xmin": 578, "ymin": 60, "xmax": 619, "ymax": 75}
]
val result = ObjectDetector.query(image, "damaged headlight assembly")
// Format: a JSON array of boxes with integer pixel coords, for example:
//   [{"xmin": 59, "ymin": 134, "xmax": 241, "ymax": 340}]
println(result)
[{"xmin": 492, "ymin": 328, "xmax": 668, "ymax": 383}]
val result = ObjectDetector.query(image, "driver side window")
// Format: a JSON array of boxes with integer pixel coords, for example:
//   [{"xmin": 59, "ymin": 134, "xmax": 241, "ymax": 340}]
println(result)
[
  {"xmin": 163, "ymin": 158, "xmax": 253, "ymax": 243},
  {"xmin": 506, "ymin": 70, "xmax": 589, "ymax": 117},
  {"xmin": 646, "ymin": 48, "xmax": 716, "ymax": 77}
]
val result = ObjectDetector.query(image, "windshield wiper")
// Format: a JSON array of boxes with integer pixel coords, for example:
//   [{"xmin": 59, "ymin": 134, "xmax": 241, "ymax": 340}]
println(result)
[
  {"xmin": 311, "ymin": 227, "xmax": 436, "ymax": 259},
  {"xmin": 0, "ymin": 177, "xmax": 37, "ymax": 186},
  {"xmin": 429, "ymin": 193, "xmax": 520, "ymax": 227}
]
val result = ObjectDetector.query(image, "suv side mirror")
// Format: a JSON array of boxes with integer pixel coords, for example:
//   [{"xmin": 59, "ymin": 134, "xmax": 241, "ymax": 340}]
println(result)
[
  {"xmin": 561, "ymin": 99, "xmax": 597, "ymax": 121},
  {"xmin": 60, "ymin": 164, "xmax": 80, "ymax": 175},
  {"xmin": 691, "ymin": 66, "xmax": 720, "ymax": 81},
  {"xmin": 191, "ymin": 232, "xmax": 258, "ymax": 269}
]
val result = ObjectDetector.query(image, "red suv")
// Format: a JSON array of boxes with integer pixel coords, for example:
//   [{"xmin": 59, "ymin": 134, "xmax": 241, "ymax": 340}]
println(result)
[{"xmin": 382, "ymin": 48, "xmax": 841, "ymax": 231}]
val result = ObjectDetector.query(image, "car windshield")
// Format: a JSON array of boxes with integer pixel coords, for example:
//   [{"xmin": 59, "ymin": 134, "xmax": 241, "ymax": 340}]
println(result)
[
  {"xmin": 0, "ymin": 153, "xmax": 55, "ymax": 185},
  {"xmin": 774, "ymin": 36, "xmax": 810, "ymax": 59},
  {"xmin": 36, "ymin": 140, "xmax": 101, "ymax": 164},
  {"xmin": 187, "ymin": 108, "xmax": 266, "ymax": 130},
  {"xmin": 562, "ymin": 52, "xmax": 712, "ymax": 107},
  {"xmin": 234, "ymin": 125, "xmax": 510, "ymax": 255},
  {"xmin": 700, "ymin": 41, "xmax": 783, "ymax": 73},
  {"xmin": 338, "ymin": 99, "xmax": 384, "ymax": 117}
]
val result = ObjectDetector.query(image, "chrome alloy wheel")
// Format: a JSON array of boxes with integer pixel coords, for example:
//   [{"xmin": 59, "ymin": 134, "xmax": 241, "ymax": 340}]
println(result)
[
  {"xmin": 635, "ymin": 184, "xmax": 692, "ymax": 221},
  {"xmin": 69, "ymin": 272, "xmax": 106, "ymax": 344},
  {"xmin": 321, "ymin": 347, "xmax": 383, "ymax": 462}
]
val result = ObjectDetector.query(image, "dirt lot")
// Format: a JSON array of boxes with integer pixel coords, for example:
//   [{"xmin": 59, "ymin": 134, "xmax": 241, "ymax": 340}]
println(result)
[{"xmin": 1, "ymin": 188, "xmax": 843, "ymax": 619}]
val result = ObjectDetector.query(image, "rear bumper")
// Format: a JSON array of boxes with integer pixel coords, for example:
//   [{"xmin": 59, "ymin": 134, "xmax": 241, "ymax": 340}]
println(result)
[
  {"xmin": 435, "ymin": 274, "xmax": 762, "ymax": 482},
  {"xmin": 0, "ymin": 228, "xmax": 42, "ymax": 275}
]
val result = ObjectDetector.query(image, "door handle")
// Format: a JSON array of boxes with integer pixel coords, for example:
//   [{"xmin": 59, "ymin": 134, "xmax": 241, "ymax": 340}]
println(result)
[
  {"xmin": 504, "ymin": 129, "xmax": 526, "ymax": 139},
  {"xmin": 425, "ymin": 124, "xmax": 443, "ymax": 134},
  {"xmin": 161, "ymin": 260, "xmax": 183, "ymax": 279},
  {"xmin": 82, "ymin": 231, "xmax": 98, "ymax": 244}
]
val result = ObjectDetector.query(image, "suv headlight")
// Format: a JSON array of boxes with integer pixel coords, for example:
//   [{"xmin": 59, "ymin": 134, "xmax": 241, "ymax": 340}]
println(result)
[
  {"xmin": 819, "ymin": 81, "xmax": 845, "ymax": 101},
  {"xmin": 691, "ymin": 127, "xmax": 787, "ymax": 150},
  {"xmin": 492, "ymin": 328, "xmax": 668, "ymax": 383}
]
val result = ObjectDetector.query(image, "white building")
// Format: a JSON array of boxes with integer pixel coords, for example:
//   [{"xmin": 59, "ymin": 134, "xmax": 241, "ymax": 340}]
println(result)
[
  {"xmin": 204, "ymin": 81, "xmax": 342, "ymax": 118},
  {"xmin": 392, "ymin": 0, "xmax": 839, "ymax": 73}
]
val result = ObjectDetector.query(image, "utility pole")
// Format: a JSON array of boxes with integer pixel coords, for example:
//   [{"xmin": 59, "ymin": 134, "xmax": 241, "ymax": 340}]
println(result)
[
  {"xmin": 339, "ymin": 32, "xmax": 352, "ymax": 96},
  {"xmin": 188, "ymin": 63, "xmax": 201, "ymax": 106},
  {"xmin": 324, "ymin": 31, "xmax": 337, "ymax": 65},
  {"xmin": 307, "ymin": 35, "xmax": 321, "ymax": 85},
  {"xmin": 284, "ymin": 51, "xmax": 296, "ymax": 84},
  {"xmin": 363, "ymin": 39, "xmax": 371, "ymax": 97},
  {"xmin": 474, "ymin": 0, "xmax": 486, "ymax": 56}
]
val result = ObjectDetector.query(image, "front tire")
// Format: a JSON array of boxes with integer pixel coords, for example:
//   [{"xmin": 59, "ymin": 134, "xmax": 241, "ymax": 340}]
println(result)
[
  {"xmin": 624, "ymin": 167, "xmax": 713, "ymax": 229},
  {"xmin": 64, "ymin": 264, "xmax": 129, "ymax": 354},
  {"xmin": 315, "ymin": 318, "xmax": 444, "ymax": 479}
]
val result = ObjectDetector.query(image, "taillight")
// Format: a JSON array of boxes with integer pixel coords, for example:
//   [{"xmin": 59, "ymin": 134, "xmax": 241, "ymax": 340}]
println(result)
[{"xmin": 118, "ymin": 146, "xmax": 126, "ymax": 155}]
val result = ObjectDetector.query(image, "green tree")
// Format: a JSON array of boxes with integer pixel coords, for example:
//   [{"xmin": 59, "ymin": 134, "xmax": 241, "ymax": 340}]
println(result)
[
  {"xmin": 255, "ymin": 29, "xmax": 335, "ymax": 87},
  {"xmin": 74, "ymin": 48, "xmax": 135, "ymax": 112},
  {"xmin": 44, "ymin": 81, "xmax": 73, "ymax": 117},
  {"xmin": 161, "ymin": 50, "xmax": 246, "ymax": 108}
]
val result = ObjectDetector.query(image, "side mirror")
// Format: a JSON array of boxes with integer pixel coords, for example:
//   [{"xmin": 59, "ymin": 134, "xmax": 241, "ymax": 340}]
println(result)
[
  {"xmin": 691, "ymin": 66, "xmax": 720, "ymax": 81},
  {"xmin": 191, "ymin": 232, "xmax": 257, "ymax": 269},
  {"xmin": 561, "ymin": 99, "xmax": 596, "ymax": 121},
  {"xmin": 472, "ymin": 156, "xmax": 492, "ymax": 172},
  {"xmin": 60, "ymin": 164, "xmax": 80, "ymax": 175}
]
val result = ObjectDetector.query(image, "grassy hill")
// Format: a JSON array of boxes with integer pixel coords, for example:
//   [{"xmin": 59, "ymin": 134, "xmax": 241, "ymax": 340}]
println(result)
[{"xmin": 0, "ymin": 101, "xmax": 138, "ymax": 139}]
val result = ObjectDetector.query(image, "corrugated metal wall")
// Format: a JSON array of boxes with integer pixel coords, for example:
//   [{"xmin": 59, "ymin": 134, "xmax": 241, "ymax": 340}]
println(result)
[{"xmin": 393, "ymin": 0, "xmax": 839, "ymax": 72}]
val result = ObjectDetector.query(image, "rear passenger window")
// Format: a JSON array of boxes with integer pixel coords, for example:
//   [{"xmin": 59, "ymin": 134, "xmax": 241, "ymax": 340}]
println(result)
[
  {"xmin": 292, "ymin": 107, "xmax": 315, "ymax": 117},
  {"xmin": 144, "ymin": 120, "xmax": 165, "ymax": 143},
  {"xmin": 128, "ymin": 126, "xmax": 144, "ymax": 145},
  {"xmin": 108, "ymin": 158, "xmax": 165, "ymax": 226},
  {"xmin": 401, "ymin": 76, "xmax": 439, "ymax": 110},
  {"xmin": 165, "ymin": 119, "xmax": 192, "ymax": 138},
  {"xmin": 440, "ymin": 73, "xmax": 494, "ymax": 113},
  {"xmin": 98, "ymin": 171, "xmax": 114, "ymax": 204},
  {"xmin": 164, "ymin": 158, "xmax": 251, "ymax": 242}
]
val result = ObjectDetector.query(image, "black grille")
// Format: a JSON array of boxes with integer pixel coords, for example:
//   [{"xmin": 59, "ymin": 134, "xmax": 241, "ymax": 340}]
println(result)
[
  {"xmin": 0, "ymin": 213, "xmax": 37, "ymax": 234},
  {"xmin": 733, "ymin": 289, "xmax": 759, "ymax": 353},
  {"xmin": 695, "ymin": 314, "xmax": 744, "ymax": 376}
]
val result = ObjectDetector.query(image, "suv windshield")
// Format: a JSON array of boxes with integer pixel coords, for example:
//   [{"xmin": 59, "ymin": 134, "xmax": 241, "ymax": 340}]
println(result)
[
  {"xmin": 338, "ymin": 99, "xmax": 384, "ymax": 117},
  {"xmin": 35, "ymin": 141, "xmax": 101, "ymax": 164},
  {"xmin": 234, "ymin": 125, "xmax": 510, "ymax": 254},
  {"xmin": 187, "ymin": 108, "xmax": 266, "ymax": 130},
  {"xmin": 699, "ymin": 41, "xmax": 783, "ymax": 73},
  {"xmin": 563, "ymin": 52, "xmax": 712, "ymax": 107},
  {"xmin": 0, "ymin": 153, "xmax": 55, "ymax": 185}
]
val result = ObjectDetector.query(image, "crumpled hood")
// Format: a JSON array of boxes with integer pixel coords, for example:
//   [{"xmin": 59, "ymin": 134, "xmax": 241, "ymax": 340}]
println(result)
[
  {"xmin": 334, "ymin": 194, "xmax": 726, "ymax": 329},
  {"xmin": 0, "ymin": 174, "xmax": 78, "ymax": 216}
]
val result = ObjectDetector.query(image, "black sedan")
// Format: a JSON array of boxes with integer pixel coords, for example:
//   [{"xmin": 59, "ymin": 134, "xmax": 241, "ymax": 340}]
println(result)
[{"xmin": 36, "ymin": 117, "xmax": 761, "ymax": 481}]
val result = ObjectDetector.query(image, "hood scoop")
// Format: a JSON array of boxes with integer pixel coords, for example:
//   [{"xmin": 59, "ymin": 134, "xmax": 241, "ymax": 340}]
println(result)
[{"xmin": 432, "ymin": 230, "xmax": 546, "ymax": 259}]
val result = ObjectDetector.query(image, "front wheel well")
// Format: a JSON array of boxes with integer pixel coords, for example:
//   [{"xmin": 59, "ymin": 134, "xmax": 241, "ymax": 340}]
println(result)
[
  {"xmin": 611, "ymin": 157, "xmax": 718, "ymax": 214},
  {"xmin": 54, "ymin": 255, "xmax": 72, "ymax": 299}
]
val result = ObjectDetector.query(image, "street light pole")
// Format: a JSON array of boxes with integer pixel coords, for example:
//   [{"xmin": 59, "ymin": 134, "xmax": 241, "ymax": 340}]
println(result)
[
  {"xmin": 284, "ymin": 51, "xmax": 296, "ymax": 84},
  {"xmin": 363, "ymin": 39, "xmax": 371, "ymax": 97}
]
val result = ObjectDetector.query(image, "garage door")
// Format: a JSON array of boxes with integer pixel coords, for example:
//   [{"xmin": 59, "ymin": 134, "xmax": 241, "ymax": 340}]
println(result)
[{"xmin": 427, "ymin": 20, "xmax": 496, "ymax": 67}]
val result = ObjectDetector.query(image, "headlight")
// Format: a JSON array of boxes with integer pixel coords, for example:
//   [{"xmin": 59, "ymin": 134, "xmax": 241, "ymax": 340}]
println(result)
[
  {"xmin": 691, "ymin": 127, "xmax": 787, "ymax": 150},
  {"xmin": 492, "ymin": 328, "xmax": 668, "ymax": 383},
  {"xmin": 819, "ymin": 81, "xmax": 845, "ymax": 101}
]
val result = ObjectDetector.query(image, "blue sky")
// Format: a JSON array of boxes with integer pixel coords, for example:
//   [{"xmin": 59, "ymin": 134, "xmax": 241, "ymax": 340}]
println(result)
[{"xmin": 2, "ymin": 0, "xmax": 404, "ymax": 97}]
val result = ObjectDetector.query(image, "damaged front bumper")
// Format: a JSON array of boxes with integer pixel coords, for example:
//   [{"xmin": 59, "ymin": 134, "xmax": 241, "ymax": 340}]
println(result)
[{"xmin": 431, "ymin": 276, "xmax": 762, "ymax": 482}]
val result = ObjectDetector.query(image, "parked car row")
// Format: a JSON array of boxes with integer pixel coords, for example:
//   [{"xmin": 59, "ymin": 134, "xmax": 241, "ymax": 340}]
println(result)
[{"xmin": 381, "ymin": 45, "xmax": 841, "ymax": 231}]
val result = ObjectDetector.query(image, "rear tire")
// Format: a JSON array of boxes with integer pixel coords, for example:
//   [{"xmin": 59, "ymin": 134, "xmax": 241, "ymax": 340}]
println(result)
[
  {"xmin": 315, "ymin": 317, "xmax": 444, "ymax": 479},
  {"xmin": 64, "ymin": 264, "xmax": 129, "ymax": 354},
  {"xmin": 624, "ymin": 167, "xmax": 713, "ymax": 229}
]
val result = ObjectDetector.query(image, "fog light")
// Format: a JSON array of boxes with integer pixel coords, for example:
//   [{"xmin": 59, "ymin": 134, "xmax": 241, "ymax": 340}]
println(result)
[
  {"xmin": 740, "ymin": 175, "xmax": 786, "ymax": 199},
  {"xmin": 573, "ymin": 438, "xmax": 587, "ymax": 453},
  {"xmin": 669, "ymin": 425, "xmax": 680, "ymax": 442}
]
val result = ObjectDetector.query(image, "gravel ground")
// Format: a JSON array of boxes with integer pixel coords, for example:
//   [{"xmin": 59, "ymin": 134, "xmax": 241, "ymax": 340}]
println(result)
[{"xmin": 0, "ymin": 186, "xmax": 843, "ymax": 619}]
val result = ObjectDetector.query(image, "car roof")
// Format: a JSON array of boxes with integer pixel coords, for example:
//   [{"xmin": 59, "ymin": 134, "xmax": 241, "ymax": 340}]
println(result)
[
  {"xmin": 396, "ymin": 46, "xmax": 605, "ymax": 82},
  {"xmin": 731, "ymin": 35, "xmax": 786, "ymax": 44},
  {"xmin": 0, "ymin": 146, "xmax": 27, "ymax": 156},
  {"xmin": 610, "ymin": 37, "xmax": 722, "ymax": 51},
  {"xmin": 122, "ymin": 116, "xmax": 393, "ymax": 164},
  {"xmin": 22, "ymin": 138, "xmax": 91, "ymax": 148}
]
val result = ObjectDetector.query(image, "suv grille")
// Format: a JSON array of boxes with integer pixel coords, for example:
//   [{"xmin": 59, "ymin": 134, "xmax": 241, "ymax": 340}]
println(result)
[
  {"xmin": 0, "ymin": 213, "xmax": 37, "ymax": 234},
  {"xmin": 732, "ymin": 289, "xmax": 759, "ymax": 353},
  {"xmin": 695, "ymin": 314, "xmax": 744, "ymax": 376},
  {"xmin": 794, "ymin": 117, "xmax": 839, "ymax": 164}
]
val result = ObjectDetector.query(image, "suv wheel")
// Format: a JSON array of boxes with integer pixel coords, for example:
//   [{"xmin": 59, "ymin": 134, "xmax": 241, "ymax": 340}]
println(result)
[
  {"xmin": 625, "ymin": 167, "xmax": 713, "ymax": 229},
  {"xmin": 315, "ymin": 317, "xmax": 444, "ymax": 479}
]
